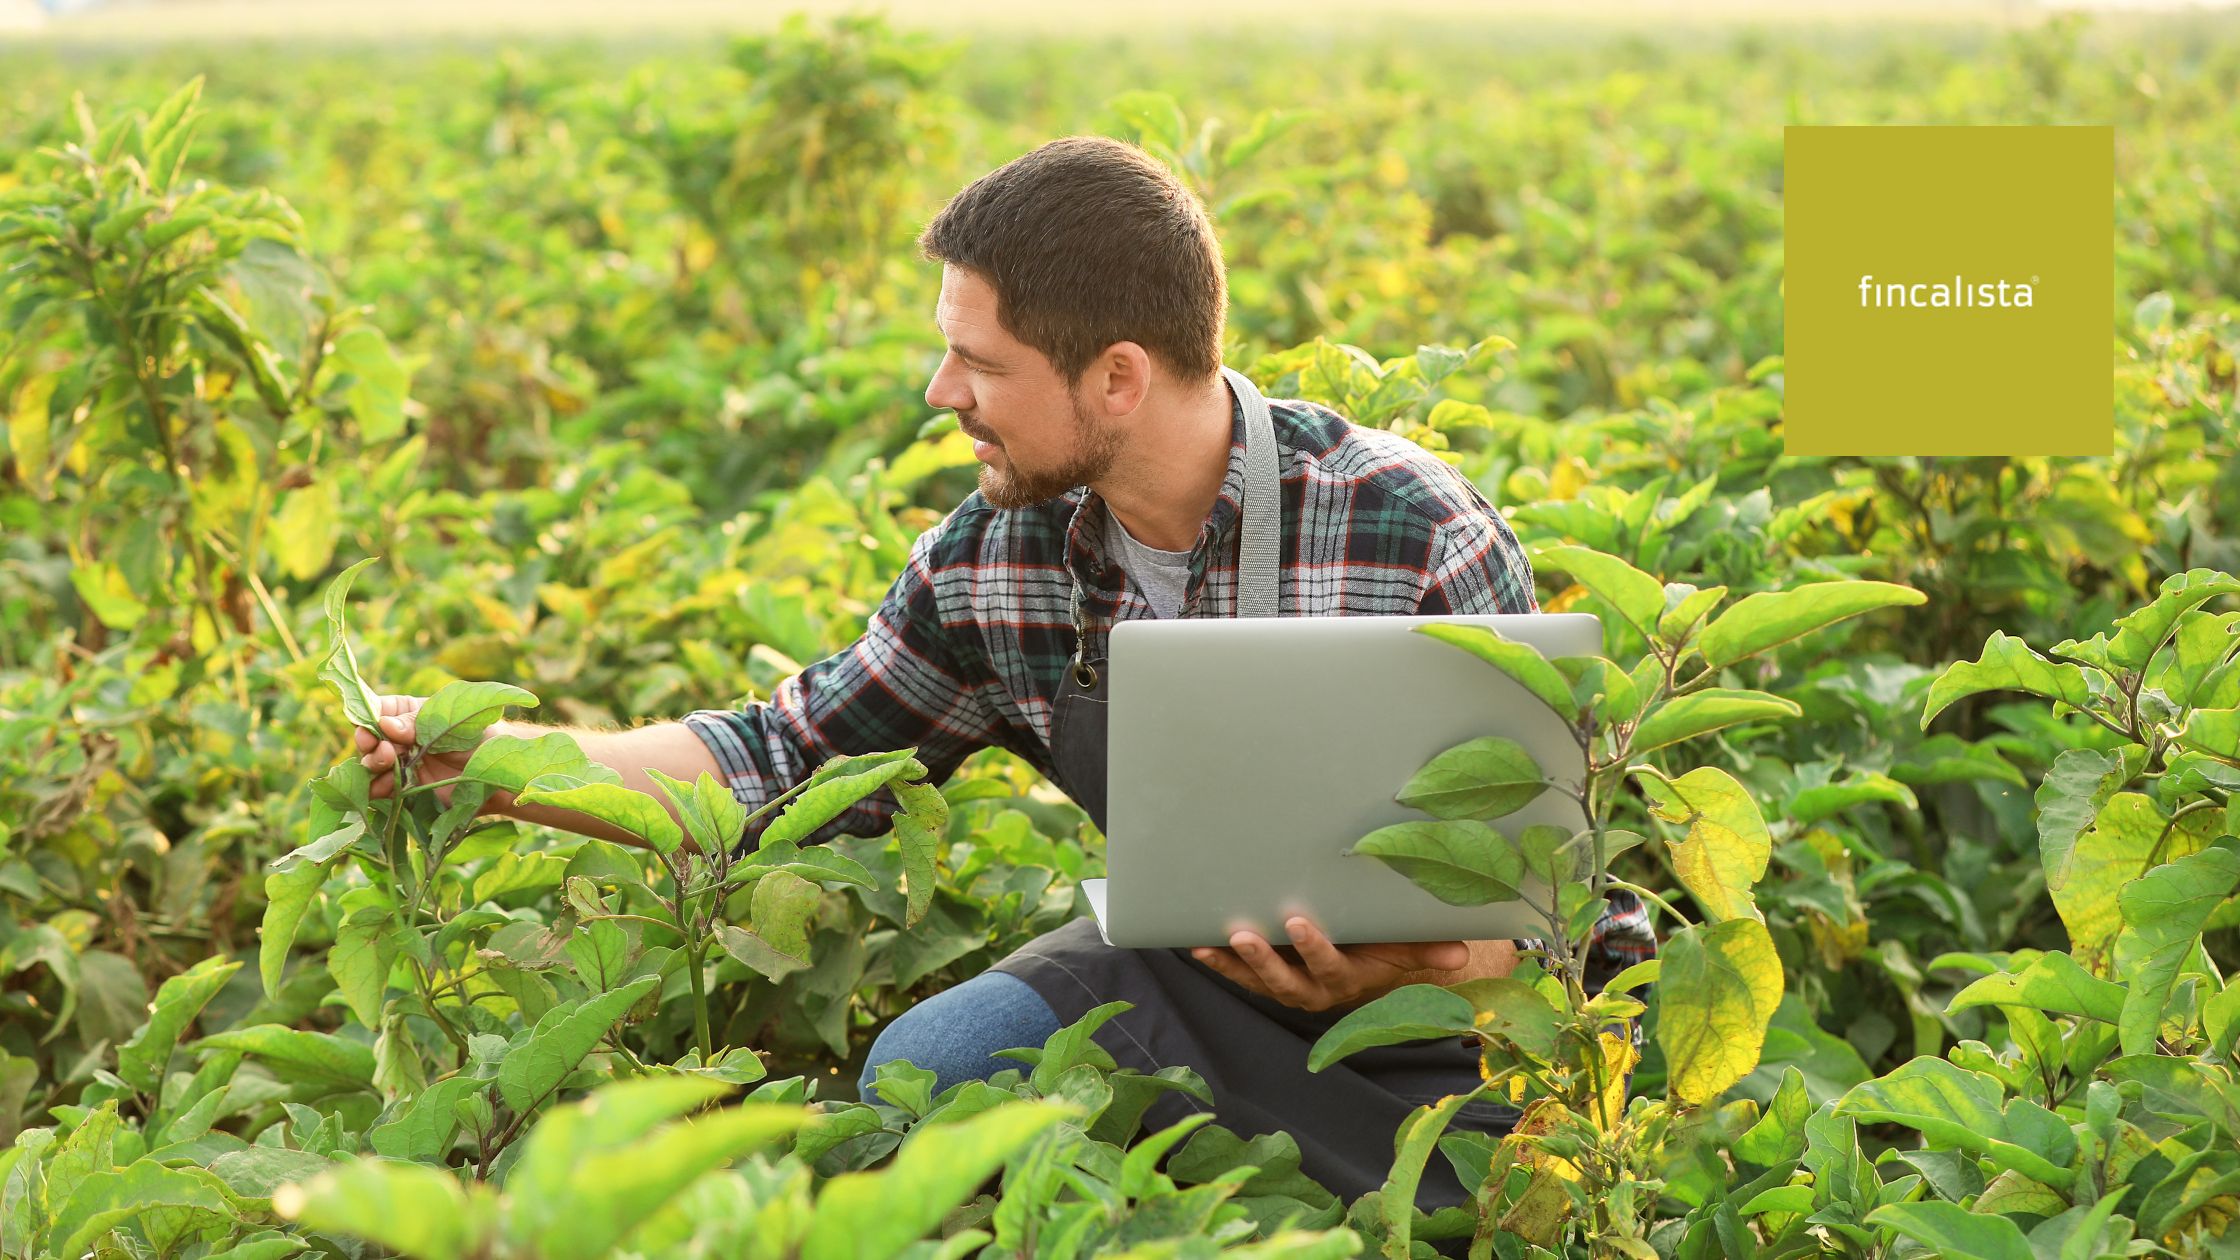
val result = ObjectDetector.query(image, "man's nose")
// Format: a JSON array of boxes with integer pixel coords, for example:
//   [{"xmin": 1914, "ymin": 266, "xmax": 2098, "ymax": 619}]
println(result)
[{"xmin": 925, "ymin": 356, "xmax": 968, "ymax": 412}]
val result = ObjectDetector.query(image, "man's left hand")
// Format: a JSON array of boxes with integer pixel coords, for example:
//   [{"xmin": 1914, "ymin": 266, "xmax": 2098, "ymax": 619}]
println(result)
[{"xmin": 1191, "ymin": 917, "xmax": 1469, "ymax": 1013}]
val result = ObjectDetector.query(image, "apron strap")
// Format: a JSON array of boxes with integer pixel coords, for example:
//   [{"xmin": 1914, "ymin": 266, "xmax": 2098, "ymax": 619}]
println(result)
[{"xmin": 1222, "ymin": 365, "xmax": 1282, "ymax": 618}]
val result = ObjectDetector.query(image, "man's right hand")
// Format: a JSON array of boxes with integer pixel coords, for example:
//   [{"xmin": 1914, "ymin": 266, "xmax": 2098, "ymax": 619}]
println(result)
[{"xmin": 354, "ymin": 694, "xmax": 511, "ymax": 816}]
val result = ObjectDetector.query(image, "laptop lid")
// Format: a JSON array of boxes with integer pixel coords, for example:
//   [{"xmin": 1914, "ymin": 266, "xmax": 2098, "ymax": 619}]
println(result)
[{"xmin": 1094, "ymin": 612, "xmax": 1602, "ymax": 948}]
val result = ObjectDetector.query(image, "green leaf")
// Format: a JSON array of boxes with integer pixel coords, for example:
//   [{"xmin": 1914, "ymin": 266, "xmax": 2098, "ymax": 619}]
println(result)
[
  {"xmin": 329, "ymin": 326, "xmax": 411, "ymax": 443},
  {"xmin": 471, "ymin": 851, "xmax": 571, "ymax": 903},
  {"xmin": 1833, "ymin": 1057, "xmax": 2074, "ymax": 1189},
  {"xmin": 1630, "ymin": 689, "xmax": 1800, "ymax": 756},
  {"xmin": 1696, "ymin": 580, "xmax": 1924, "ymax": 670},
  {"xmin": 457, "ymin": 732, "xmax": 617, "ymax": 794},
  {"xmin": 1020, "ymin": 1001, "xmax": 1129, "ymax": 1094},
  {"xmin": 515, "ymin": 778, "xmax": 682, "ymax": 854},
  {"xmin": 261, "ymin": 862, "xmax": 324, "ymax": 999},
  {"xmin": 497, "ymin": 975, "xmax": 660, "ymax": 1114},
  {"xmin": 735, "ymin": 843, "xmax": 876, "ymax": 891},
  {"xmin": 2206, "ymin": 979, "xmax": 2240, "ymax": 1060},
  {"xmin": 1556, "ymin": 654, "xmax": 1644, "ymax": 726},
  {"xmin": 1658, "ymin": 918, "xmax": 1783, "ymax": 1105},
  {"xmin": 1975, "ymin": 1169, "xmax": 2070, "ymax": 1217},
  {"xmin": 1349, "ymin": 819, "xmax": 1527, "ymax": 905},
  {"xmin": 117, "ymin": 956, "xmax": 239, "ymax": 1094},
  {"xmin": 1534, "ymin": 545, "xmax": 1668, "ymax": 643},
  {"xmin": 269, "ymin": 818, "xmax": 367, "ymax": 873},
  {"xmin": 273, "ymin": 1157, "xmax": 494, "ymax": 1260},
  {"xmin": 1416, "ymin": 622, "xmax": 1578, "ymax": 720},
  {"xmin": 1787, "ymin": 772, "xmax": 1917, "ymax": 826},
  {"xmin": 891, "ymin": 778, "xmax": 947, "ymax": 928},
  {"xmin": 1118, "ymin": 1112, "xmax": 1215, "ymax": 1200},
  {"xmin": 206, "ymin": 1147, "xmax": 332, "ymax": 1198},
  {"xmin": 714, "ymin": 923, "xmax": 810, "ymax": 982},
  {"xmin": 1633, "ymin": 766, "xmax": 1771, "ymax": 923},
  {"xmin": 645, "ymin": 769, "xmax": 747, "ymax": 859},
  {"xmin": 871, "ymin": 1060, "xmax": 941, "ymax": 1118},
  {"xmin": 1396, "ymin": 736, "xmax": 1547, "ymax": 821},
  {"xmin": 368, "ymin": 1075, "xmax": 489, "ymax": 1163},
  {"xmin": 318, "ymin": 557, "xmax": 383, "ymax": 730},
  {"xmin": 747, "ymin": 869, "xmax": 821, "ymax": 958},
  {"xmin": 800, "ymin": 1102, "xmax": 1070, "ymax": 1260},
  {"xmin": 1306, "ymin": 984, "xmax": 1476, "ymax": 1072},
  {"xmin": 506, "ymin": 1079, "xmax": 803, "ymax": 1260},
  {"xmin": 1946, "ymin": 951, "xmax": 2126, "ymax": 1025},
  {"xmin": 1451, "ymin": 977, "xmax": 1560, "ymax": 1058},
  {"xmin": 1732, "ymin": 1066, "xmax": 1811, "ymax": 1166},
  {"xmin": 1379, "ymin": 1089, "xmax": 1485, "ymax": 1256},
  {"xmin": 1933, "ymin": 633, "xmax": 2100, "ymax": 732},
  {"xmin": 1658, "ymin": 583, "xmax": 1727, "ymax": 644},
  {"xmin": 1864, "ymin": 1201, "xmax": 2033, "ymax": 1260},
  {"xmin": 2161, "ymin": 610, "xmax": 2240, "ymax": 708},
  {"xmin": 2175, "ymin": 707, "xmax": 2240, "ymax": 760},
  {"xmin": 567, "ymin": 919, "xmax": 631, "ymax": 993},
  {"xmin": 415, "ymin": 681, "xmax": 538, "ymax": 755},
  {"xmin": 2116, "ymin": 839, "xmax": 2240, "ymax": 1056},
  {"xmin": 2098, "ymin": 569, "xmax": 2240, "ymax": 673},
  {"xmin": 760, "ymin": 750, "xmax": 926, "ymax": 849},
  {"xmin": 1738, "ymin": 1184, "xmax": 1813, "ymax": 1217},
  {"xmin": 49, "ymin": 1160, "xmax": 234, "ymax": 1258},
  {"xmin": 330, "ymin": 909, "xmax": 400, "ymax": 1028},
  {"xmin": 193, "ymin": 1026, "xmax": 376, "ymax": 1092}
]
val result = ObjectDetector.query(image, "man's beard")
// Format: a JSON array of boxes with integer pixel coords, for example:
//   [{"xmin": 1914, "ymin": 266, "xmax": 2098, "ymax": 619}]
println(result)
[{"xmin": 968, "ymin": 391, "xmax": 1125, "ymax": 510}]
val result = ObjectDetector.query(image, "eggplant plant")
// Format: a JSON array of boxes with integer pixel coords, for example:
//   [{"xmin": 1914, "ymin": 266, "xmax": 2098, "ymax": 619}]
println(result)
[{"xmin": 1308, "ymin": 542, "xmax": 1924, "ymax": 1257}]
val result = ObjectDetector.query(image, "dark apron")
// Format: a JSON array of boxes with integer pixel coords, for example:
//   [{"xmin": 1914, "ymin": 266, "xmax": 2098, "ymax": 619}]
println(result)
[{"xmin": 987, "ymin": 366, "xmax": 1520, "ymax": 1211}]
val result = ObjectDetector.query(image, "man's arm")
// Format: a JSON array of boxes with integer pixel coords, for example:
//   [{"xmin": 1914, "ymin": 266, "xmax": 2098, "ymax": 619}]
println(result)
[
  {"xmin": 679, "ymin": 509, "xmax": 1008, "ymax": 853},
  {"xmin": 358, "ymin": 704, "xmax": 727, "ymax": 855},
  {"xmin": 486, "ymin": 718, "xmax": 725, "ymax": 853},
  {"xmin": 364, "ymin": 511, "xmax": 1006, "ymax": 857}
]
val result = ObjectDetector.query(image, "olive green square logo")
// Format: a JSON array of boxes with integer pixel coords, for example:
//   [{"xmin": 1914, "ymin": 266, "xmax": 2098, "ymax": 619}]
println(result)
[{"xmin": 1784, "ymin": 126, "xmax": 2113, "ymax": 456}]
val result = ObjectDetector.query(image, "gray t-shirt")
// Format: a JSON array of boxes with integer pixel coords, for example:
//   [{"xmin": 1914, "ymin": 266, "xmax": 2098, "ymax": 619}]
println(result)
[{"xmin": 1103, "ymin": 508, "xmax": 1194, "ymax": 619}]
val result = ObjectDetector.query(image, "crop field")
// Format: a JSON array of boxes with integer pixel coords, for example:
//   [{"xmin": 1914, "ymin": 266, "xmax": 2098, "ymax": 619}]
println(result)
[{"xmin": 3, "ymin": 7, "xmax": 2240, "ymax": 1258}]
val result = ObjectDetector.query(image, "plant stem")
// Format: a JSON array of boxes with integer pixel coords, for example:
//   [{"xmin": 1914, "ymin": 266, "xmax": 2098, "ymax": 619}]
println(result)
[
  {"xmin": 686, "ymin": 939, "xmax": 714, "ymax": 1063},
  {"xmin": 243, "ymin": 566, "xmax": 304, "ymax": 662},
  {"xmin": 414, "ymin": 959, "xmax": 470, "ymax": 1059},
  {"xmin": 1605, "ymin": 880, "xmax": 1691, "ymax": 929}
]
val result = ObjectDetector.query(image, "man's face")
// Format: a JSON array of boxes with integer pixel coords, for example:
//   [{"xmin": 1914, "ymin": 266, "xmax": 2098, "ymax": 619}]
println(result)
[{"xmin": 925, "ymin": 265, "xmax": 1124, "ymax": 510}]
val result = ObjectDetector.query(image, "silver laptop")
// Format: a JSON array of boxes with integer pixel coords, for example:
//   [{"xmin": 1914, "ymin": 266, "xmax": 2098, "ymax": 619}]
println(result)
[{"xmin": 1080, "ymin": 612, "xmax": 1601, "ymax": 948}]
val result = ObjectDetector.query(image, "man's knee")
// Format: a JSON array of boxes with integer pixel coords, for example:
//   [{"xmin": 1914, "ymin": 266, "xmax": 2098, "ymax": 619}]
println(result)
[{"xmin": 857, "ymin": 970, "xmax": 1062, "ymax": 1101}]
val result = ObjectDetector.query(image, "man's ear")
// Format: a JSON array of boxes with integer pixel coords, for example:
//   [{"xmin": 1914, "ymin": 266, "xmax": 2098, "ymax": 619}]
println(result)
[{"xmin": 1083, "ymin": 342, "xmax": 1155, "ymax": 417}]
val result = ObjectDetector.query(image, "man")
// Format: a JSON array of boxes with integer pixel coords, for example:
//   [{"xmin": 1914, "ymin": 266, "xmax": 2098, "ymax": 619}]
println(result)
[{"xmin": 355, "ymin": 135, "xmax": 1652, "ymax": 1206}]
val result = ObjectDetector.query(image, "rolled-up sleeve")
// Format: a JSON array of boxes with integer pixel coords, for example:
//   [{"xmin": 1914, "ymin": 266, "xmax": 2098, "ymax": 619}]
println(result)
[{"xmin": 683, "ymin": 513, "xmax": 1003, "ymax": 853}]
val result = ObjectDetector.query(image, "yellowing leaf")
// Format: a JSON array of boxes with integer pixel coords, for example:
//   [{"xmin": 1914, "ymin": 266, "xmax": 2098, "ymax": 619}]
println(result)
[
  {"xmin": 8, "ymin": 372, "xmax": 56, "ymax": 495},
  {"xmin": 271, "ymin": 480, "xmax": 341, "ymax": 582},
  {"xmin": 1658, "ymin": 917, "xmax": 1782, "ymax": 1105},
  {"xmin": 1633, "ymin": 766, "xmax": 1770, "ymax": 922},
  {"xmin": 2047, "ymin": 789, "xmax": 2218, "ymax": 973}
]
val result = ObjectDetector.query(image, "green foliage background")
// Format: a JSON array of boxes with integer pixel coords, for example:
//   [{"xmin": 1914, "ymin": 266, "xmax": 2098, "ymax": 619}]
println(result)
[{"xmin": 3, "ymin": 8, "xmax": 2240, "ymax": 1258}]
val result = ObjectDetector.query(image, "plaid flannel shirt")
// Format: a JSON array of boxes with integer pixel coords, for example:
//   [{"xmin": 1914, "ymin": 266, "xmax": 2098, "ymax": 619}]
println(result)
[{"xmin": 685, "ymin": 383, "xmax": 1657, "ymax": 989}]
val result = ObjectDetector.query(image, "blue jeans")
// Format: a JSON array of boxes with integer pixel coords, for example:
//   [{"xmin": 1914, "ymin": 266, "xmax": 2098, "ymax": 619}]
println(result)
[{"xmin": 858, "ymin": 970, "xmax": 1063, "ymax": 1102}]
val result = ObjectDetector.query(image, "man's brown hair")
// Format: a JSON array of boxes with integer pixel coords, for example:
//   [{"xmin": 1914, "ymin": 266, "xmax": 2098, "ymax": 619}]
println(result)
[{"xmin": 919, "ymin": 136, "xmax": 1227, "ymax": 387}]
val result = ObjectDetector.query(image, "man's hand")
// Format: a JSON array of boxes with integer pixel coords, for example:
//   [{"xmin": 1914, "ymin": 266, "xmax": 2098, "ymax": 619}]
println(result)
[
  {"xmin": 1190, "ymin": 917, "xmax": 1475, "ymax": 1013},
  {"xmin": 353, "ymin": 694, "xmax": 511, "ymax": 816}
]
